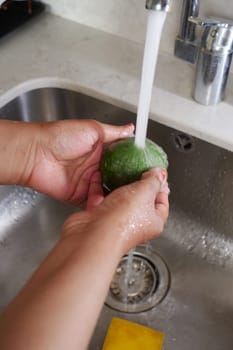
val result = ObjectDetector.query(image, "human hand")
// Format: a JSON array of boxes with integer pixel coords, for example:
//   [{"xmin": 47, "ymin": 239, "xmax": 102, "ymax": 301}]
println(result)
[
  {"xmin": 0, "ymin": 167, "xmax": 169, "ymax": 350},
  {"xmin": 63, "ymin": 168, "xmax": 169, "ymax": 254},
  {"xmin": 25, "ymin": 120, "xmax": 134, "ymax": 205}
]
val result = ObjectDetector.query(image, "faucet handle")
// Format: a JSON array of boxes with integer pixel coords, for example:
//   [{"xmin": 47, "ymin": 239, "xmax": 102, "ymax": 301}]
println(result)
[
  {"xmin": 189, "ymin": 16, "xmax": 233, "ymax": 54},
  {"xmin": 189, "ymin": 16, "xmax": 233, "ymax": 29}
]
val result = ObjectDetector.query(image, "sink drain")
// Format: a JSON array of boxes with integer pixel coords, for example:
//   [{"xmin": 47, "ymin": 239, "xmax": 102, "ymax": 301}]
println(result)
[
  {"xmin": 171, "ymin": 132, "xmax": 195, "ymax": 153},
  {"xmin": 106, "ymin": 245, "xmax": 170, "ymax": 313}
]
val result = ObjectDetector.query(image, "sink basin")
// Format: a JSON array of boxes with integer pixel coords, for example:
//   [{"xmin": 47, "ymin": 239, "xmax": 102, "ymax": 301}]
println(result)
[{"xmin": 0, "ymin": 87, "xmax": 233, "ymax": 350}]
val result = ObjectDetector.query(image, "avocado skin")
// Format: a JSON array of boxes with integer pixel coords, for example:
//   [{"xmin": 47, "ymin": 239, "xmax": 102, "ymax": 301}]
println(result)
[{"xmin": 101, "ymin": 137, "xmax": 168, "ymax": 191}]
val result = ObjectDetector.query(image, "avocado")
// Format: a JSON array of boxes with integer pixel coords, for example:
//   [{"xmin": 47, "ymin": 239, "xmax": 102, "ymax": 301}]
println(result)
[{"xmin": 101, "ymin": 137, "xmax": 168, "ymax": 191}]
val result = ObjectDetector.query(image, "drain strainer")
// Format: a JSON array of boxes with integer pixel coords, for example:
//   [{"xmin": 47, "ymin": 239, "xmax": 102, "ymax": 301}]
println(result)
[
  {"xmin": 106, "ymin": 245, "xmax": 170, "ymax": 313},
  {"xmin": 171, "ymin": 132, "xmax": 195, "ymax": 153}
]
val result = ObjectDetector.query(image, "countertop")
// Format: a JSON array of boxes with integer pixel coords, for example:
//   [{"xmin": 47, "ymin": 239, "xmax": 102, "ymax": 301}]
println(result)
[{"xmin": 1, "ymin": 13, "xmax": 233, "ymax": 152}]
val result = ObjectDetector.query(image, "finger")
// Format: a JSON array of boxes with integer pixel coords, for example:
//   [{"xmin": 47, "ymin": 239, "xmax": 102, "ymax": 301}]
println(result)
[
  {"xmin": 70, "ymin": 162, "xmax": 99, "ymax": 206},
  {"xmin": 86, "ymin": 171, "xmax": 104, "ymax": 211},
  {"xmin": 154, "ymin": 168, "xmax": 168, "ymax": 186},
  {"xmin": 141, "ymin": 169, "xmax": 169, "ymax": 222},
  {"xmin": 159, "ymin": 181, "xmax": 170, "ymax": 194},
  {"xmin": 140, "ymin": 168, "xmax": 166, "ymax": 198},
  {"xmin": 100, "ymin": 122, "xmax": 135, "ymax": 143},
  {"xmin": 155, "ymin": 186, "xmax": 170, "ymax": 223},
  {"xmin": 68, "ymin": 142, "xmax": 103, "ymax": 206}
]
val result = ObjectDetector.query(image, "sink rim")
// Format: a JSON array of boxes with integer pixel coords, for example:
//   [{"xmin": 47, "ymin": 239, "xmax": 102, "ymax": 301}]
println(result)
[
  {"xmin": 0, "ymin": 77, "xmax": 136, "ymax": 116},
  {"xmin": 2, "ymin": 78, "xmax": 233, "ymax": 155}
]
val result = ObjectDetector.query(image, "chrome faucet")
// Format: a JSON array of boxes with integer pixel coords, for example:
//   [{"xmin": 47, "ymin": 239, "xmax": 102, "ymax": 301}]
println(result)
[
  {"xmin": 175, "ymin": 0, "xmax": 200, "ymax": 63},
  {"xmin": 175, "ymin": 0, "xmax": 233, "ymax": 105},
  {"xmin": 145, "ymin": 0, "xmax": 171, "ymax": 12}
]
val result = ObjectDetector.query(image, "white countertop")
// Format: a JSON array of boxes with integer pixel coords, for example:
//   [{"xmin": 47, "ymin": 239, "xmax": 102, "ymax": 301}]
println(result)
[{"xmin": 1, "ymin": 13, "xmax": 233, "ymax": 152}]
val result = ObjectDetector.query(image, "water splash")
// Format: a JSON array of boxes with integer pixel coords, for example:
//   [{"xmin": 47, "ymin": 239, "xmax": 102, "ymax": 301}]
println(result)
[
  {"xmin": 0, "ymin": 186, "xmax": 42, "ymax": 241},
  {"xmin": 165, "ymin": 206, "xmax": 233, "ymax": 268}
]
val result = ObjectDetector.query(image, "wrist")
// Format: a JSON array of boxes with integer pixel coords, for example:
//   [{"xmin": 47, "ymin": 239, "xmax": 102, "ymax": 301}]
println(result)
[
  {"xmin": 83, "ymin": 219, "xmax": 128, "ymax": 261},
  {"xmin": 87, "ymin": 211, "xmax": 136, "ymax": 256},
  {"xmin": 62, "ymin": 213, "xmax": 127, "ymax": 266},
  {"xmin": 0, "ymin": 120, "xmax": 42, "ymax": 186}
]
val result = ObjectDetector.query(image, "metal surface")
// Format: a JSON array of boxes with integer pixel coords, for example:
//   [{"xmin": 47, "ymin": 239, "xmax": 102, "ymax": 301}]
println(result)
[
  {"xmin": 0, "ymin": 88, "xmax": 233, "ymax": 349},
  {"xmin": 145, "ymin": 0, "xmax": 171, "ymax": 12},
  {"xmin": 175, "ymin": 1, "xmax": 233, "ymax": 105},
  {"xmin": 106, "ymin": 245, "xmax": 170, "ymax": 313},
  {"xmin": 194, "ymin": 50, "xmax": 233, "ymax": 105},
  {"xmin": 190, "ymin": 17, "xmax": 233, "ymax": 105},
  {"xmin": 174, "ymin": 0, "xmax": 200, "ymax": 63},
  {"xmin": 191, "ymin": 18, "xmax": 233, "ymax": 54},
  {"xmin": 178, "ymin": 0, "xmax": 199, "ymax": 41}
]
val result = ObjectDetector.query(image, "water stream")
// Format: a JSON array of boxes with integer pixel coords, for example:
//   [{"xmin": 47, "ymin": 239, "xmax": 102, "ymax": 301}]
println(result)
[
  {"xmin": 135, "ymin": 10, "xmax": 167, "ymax": 148},
  {"xmin": 124, "ymin": 10, "xmax": 167, "ymax": 302}
]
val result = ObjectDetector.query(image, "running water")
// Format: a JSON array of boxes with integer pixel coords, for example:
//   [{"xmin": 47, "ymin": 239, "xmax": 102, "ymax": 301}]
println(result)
[
  {"xmin": 135, "ymin": 10, "xmax": 167, "ymax": 149},
  {"xmin": 123, "ymin": 248, "xmax": 135, "ymax": 302},
  {"xmin": 122, "ymin": 11, "xmax": 167, "ymax": 302}
]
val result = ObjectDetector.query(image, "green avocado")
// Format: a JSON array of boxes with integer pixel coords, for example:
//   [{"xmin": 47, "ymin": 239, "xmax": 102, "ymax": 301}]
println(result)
[{"xmin": 100, "ymin": 137, "xmax": 168, "ymax": 191}]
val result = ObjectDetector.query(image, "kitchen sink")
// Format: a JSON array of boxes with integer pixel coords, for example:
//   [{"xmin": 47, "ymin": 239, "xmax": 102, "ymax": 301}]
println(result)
[{"xmin": 0, "ymin": 87, "xmax": 233, "ymax": 350}]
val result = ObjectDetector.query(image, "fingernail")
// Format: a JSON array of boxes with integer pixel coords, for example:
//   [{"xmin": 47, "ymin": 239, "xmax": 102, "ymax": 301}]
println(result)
[
  {"xmin": 160, "ymin": 182, "xmax": 170, "ymax": 194},
  {"xmin": 154, "ymin": 168, "xmax": 167, "ymax": 186}
]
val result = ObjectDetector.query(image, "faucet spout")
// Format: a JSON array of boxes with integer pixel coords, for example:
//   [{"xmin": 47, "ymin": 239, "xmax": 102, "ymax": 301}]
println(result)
[
  {"xmin": 145, "ymin": 0, "xmax": 171, "ymax": 12},
  {"xmin": 179, "ymin": 0, "xmax": 200, "ymax": 41}
]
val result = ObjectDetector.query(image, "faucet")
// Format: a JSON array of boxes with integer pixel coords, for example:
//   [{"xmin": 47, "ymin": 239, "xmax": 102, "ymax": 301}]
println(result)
[
  {"xmin": 175, "ymin": 0, "xmax": 200, "ymax": 63},
  {"xmin": 145, "ymin": 0, "xmax": 171, "ymax": 12},
  {"xmin": 175, "ymin": 0, "xmax": 233, "ymax": 105}
]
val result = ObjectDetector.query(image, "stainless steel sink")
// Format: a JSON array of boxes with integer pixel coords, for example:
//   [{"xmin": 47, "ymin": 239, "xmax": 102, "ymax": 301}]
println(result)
[{"xmin": 0, "ymin": 87, "xmax": 233, "ymax": 350}]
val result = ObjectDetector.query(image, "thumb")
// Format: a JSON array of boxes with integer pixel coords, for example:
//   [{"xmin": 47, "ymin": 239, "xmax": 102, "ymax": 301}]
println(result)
[
  {"xmin": 140, "ymin": 168, "xmax": 167, "ymax": 196},
  {"xmin": 99, "ymin": 122, "xmax": 134, "ymax": 143},
  {"xmin": 86, "ymin": 171, "xmax": 104, "ymax": 211},
  {"xmin": 141, "ymin": 168, "xmax": 169, "ymax": 224}
]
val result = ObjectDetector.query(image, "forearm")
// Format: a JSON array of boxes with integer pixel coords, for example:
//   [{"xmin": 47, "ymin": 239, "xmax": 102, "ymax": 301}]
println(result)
[
  {"xmin": 0, "ymin": 225, "xmax": 124, "ymax": 350},
  {"xmin": 0, "ymin": 120, "xmax": 40, "ymax": 185}
]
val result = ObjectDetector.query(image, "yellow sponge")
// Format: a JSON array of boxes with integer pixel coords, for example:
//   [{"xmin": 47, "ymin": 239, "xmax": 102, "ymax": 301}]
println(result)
[{"xmin": 102, "ymin": 318, "xmax": 164, "ymax": 350}]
